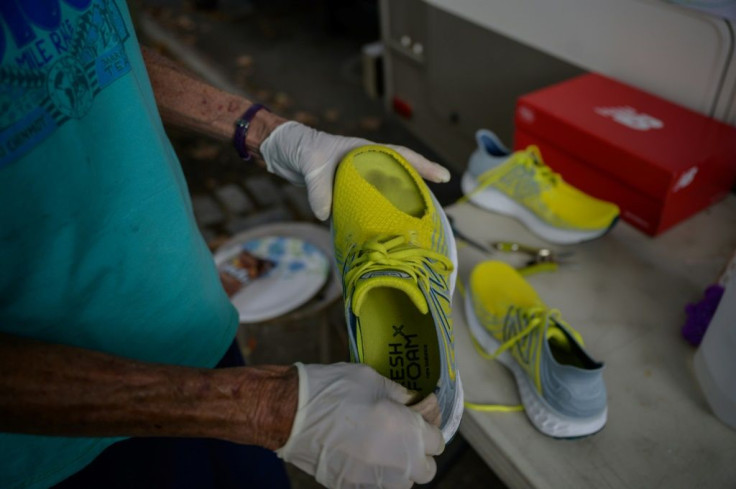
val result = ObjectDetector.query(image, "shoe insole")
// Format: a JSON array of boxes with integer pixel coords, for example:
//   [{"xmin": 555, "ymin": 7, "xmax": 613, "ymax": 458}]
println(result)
[
  {"xmin": 354, "ymin": 151, "xmax": 425, "ymax": 217},
  {"xmin": 359, "ymin": 287, "xmax": 440, "ymax": 401},
  {"xmin": 548, "ymin": 326, "xmax": 598, "ymax": 369}
]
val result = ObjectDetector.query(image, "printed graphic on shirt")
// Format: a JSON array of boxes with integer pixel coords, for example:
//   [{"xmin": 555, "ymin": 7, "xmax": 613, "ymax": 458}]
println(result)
[{"xmin": 0, "ymin": 0, "xmax": 131, "ymax": 169}]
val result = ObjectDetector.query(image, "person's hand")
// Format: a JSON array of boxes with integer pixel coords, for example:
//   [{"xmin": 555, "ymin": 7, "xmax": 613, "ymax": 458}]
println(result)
[
  {"xmin": 260, "ymin": 121, "xmax": 451, "ymax": 221},
  {"xmin": 276, "ymin": 362, "xmax": 445, "ymax": 489}
]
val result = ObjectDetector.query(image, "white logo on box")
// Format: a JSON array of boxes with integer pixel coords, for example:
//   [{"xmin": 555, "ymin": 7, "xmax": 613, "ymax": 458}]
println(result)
[
  {"xmin": 673, "ymin": 166, "xmax": 698, "ymax": 192},
  {"xmin": 595, "ymin": 106, "xmax": 663, "ymax": 131},
  {"xmin": 518, "ymin": 106, "xmax": 536, "ymax": 124}
]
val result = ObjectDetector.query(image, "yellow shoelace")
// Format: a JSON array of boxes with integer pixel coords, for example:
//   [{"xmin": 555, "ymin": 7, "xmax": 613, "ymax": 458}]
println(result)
[
  {"xmin": 344, "ymin": 235, "xmax": 454, "ymax": 305},
  {"xmin": 493, "ymin": 307, "xmax": 583, "ymax": 360},
  {"xmin": 461, "ymin": 289, "xmax": 583, "ymax": 413},
  {"xmin": 520, "ymin": 145, "xmax": 560, "ymax": 185}
]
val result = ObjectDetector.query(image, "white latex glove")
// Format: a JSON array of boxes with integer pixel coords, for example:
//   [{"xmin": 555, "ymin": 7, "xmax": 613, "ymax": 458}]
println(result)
[
  {"xmin": 276, "ymin": 362, "xmax": 445, "ymax": 489},
  {"xmin": 260, "ymin": 121, "xmax": 451, "ymax": 221}
]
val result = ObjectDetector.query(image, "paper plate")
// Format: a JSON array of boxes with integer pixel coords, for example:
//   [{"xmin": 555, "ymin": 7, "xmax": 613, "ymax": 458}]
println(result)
[{"xmin": 215, "ymin": 235, "xmax": 330, "ymax": 323}]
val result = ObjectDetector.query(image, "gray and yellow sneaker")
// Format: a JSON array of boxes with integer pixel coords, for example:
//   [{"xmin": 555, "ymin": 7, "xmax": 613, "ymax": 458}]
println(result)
[
  {"xmin": 461, "ymin": 129, "xmax": 620, "ymax": 245},
  {"xmin": 332, "ymin": 145, "xmax": 464, "ymax": 442},
  {"xmin": 464, "ymin": 260, "xmax": 607, "ymax": 438}
]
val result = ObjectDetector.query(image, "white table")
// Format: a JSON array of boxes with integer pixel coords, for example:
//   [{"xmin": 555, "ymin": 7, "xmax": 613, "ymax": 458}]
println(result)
[{"xmin": 447, "ymin": 196, "xmax": 736, "ymax": 489}]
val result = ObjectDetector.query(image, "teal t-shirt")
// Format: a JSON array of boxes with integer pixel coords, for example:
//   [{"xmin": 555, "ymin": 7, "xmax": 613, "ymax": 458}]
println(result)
[{"xmin": 0, "ymin": 1, "xmax": 239, "ymax": 487}]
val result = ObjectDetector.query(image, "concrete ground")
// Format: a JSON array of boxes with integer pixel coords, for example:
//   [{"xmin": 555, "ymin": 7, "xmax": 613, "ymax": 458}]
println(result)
[{"xmin": 132, "ymin": 1, "xmax": 506, "ymax": 487}]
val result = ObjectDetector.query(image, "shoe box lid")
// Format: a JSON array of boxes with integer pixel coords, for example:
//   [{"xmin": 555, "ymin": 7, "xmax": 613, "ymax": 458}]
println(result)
[{"xmin": 513, "ymin": 72, "xmax": 736, "ymax": 236}]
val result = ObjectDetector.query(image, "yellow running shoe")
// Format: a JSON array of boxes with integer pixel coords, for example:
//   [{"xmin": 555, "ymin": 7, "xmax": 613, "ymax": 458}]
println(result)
[
  {"xmin": 332, "ymin": 145, "xmax": 463, "ymax": 442},
  {"xmin": 461, "ymin": 129, "xmax": 619, "ymax": 244},
  {"xmin": 465, "ymin": 260, "xmax": 607, "ymax": 438}
]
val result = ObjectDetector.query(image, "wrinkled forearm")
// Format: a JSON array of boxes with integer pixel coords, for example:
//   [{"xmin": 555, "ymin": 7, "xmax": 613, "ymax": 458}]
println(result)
[
  {"xmin": 140, "ymin": 46, "xmax": 287, "ymax": 163},
  {"xmin": 0, "ymin": 333, "xmax": 298, "ymax": 450}
]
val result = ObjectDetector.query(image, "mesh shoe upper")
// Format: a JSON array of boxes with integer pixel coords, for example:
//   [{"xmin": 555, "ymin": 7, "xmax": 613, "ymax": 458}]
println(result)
[{"xmin": 471, "ymin": 145, "xmax": 619, "ymax": 231}]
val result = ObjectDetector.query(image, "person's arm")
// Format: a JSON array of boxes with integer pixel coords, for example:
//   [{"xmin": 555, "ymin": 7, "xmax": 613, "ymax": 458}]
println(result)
[
  {"xmin": 140, "ymin": 46, "xmax": 451, "ymax": 221},
  {"xmin": 0, "ymin": 332, "xmax": 443, "ymax": 487},
  {"xmin": 0, "ymin": 332, "xmax": 297, "ymax": 450},
  {"xmin": 140, "ymin": 46, "xmax": 286, "ymax": 164}
]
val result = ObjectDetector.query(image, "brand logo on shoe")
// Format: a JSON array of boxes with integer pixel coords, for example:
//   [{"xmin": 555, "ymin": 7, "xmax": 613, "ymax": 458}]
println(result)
[
  {"xmin": 503, "ymin": 308, "xmax": 540, "ymax": 378},
  {"xmin": 497, "ymin": 166, "xmax": 541, "ymax": 199},
  {"xmin": 594, "ymin": 106, "xmax": 663, "ymax": 131},
  {"xmin": 388, "ymin": 324, "xmax": 430, "ymax": 392},
  {"xmin": 423, "ymin": 263, "xmax": 456, "ymax": 381}
]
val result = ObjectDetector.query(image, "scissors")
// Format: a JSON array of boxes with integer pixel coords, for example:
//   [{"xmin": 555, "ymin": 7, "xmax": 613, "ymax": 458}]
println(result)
[{"xmin": 492, "ymin": 241, "xmax": 574, "ymax": 275}]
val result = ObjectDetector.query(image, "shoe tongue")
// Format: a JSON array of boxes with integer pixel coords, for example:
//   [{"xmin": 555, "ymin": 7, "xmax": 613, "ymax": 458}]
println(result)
[
  {"xmin": 546, "ymin": 316, "xmax": 582, "ymax": 350},
  {"xmin": 546, "ymin": 321, "xmax": 570, "ymax": 348},
  {"xmin": 352, "ymin": 271, "xmax": 428, "ymax": 317}
]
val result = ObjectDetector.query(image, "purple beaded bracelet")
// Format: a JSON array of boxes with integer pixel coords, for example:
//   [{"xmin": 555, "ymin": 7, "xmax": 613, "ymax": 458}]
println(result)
[{"xmin": 233, "ymin": 103, "xmax": 269, "ymax": 161}]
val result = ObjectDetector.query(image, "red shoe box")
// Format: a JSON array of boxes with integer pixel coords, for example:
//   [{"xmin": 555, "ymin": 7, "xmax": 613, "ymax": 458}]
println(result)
[{"xmin": 513, "ymin": 73, "xmax": 736, "ymax": 236}]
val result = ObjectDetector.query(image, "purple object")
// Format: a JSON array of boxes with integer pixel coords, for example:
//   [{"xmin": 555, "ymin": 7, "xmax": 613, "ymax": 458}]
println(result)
[
  {"xmin": 233, "ymin": 103, "xmax": 269, "ymax": 160},
  {"xmin": 682, "ymin": 284, "xmax": 725, "ymax": 346}
]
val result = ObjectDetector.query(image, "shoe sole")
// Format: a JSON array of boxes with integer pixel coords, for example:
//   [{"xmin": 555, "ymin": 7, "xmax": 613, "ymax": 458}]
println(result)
[
  {"xmin": 429, "ymin": 189, "xmax": 464, "ymax": 443},
  {"xmin": 461, "ymin": 173, "xmax": 614, "ymax": 245},
  {"xmin": 463, "ymin": 291, "xmax": 607, "ymax": 438}
]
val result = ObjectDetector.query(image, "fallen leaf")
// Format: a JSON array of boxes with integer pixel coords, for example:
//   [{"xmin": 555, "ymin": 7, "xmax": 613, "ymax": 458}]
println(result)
[
  {"xmin": 273, "ymin": 92, "xmax": 292, "ymax": 110},
  {"xmin": 359, "ymin": 116, "xmax": 382, "ymax": 131},
  {"xmin": 190, "ymin": 143, "xmax": 221, "ymax": 160},
  {"xmin": 235, "ymin": 55, "xmax": 254, "ymax": 68},
  {"xmin": 255, "ymin": 89, "xmax": 273, "ymax": 103},
  {"xmin": 176, "ymin": 15, "xmax": 196, "ymax": 31},
  {"xmin": 294, "ymin": 111, "xmax": 319, "ymax": 126},
  {"xmin": 323, "ymin": 108, "xmax": 340, "ymax": 123},
  {"xmin": 180, "ymin": 34, "xmax": 198, "ymax": 46}
]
